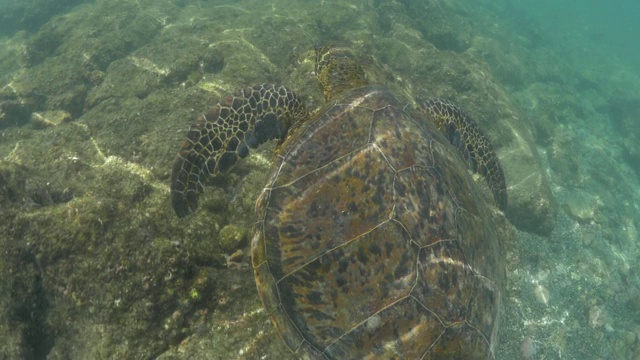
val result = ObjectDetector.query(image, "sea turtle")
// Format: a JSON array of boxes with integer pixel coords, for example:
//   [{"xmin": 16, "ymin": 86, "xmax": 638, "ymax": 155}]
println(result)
[{"xmin": 170, "ymin": 45, "xmax": 508, "ymax": 359}]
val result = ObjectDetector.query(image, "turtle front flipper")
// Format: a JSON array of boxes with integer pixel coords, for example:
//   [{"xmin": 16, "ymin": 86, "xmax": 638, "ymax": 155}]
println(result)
[
  {"xmin": 420, "ymin": 99, "xmax": 508, "ymax": 211},
  {"xmin": 171, "ymin": 84, "xmax": 307, "ymax": 217}
]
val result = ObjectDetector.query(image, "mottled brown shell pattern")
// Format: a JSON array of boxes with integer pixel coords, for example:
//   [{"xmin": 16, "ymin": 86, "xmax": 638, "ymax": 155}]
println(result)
[{"xmin": 252, "ymin": 86, "xmax": 505, "ymax": 359}]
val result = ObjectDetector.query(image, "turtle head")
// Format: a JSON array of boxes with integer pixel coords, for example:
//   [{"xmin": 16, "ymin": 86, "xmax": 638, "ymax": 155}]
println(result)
[{"xmin": 315, "ymin": 45, "xmax": 368, "ymax": 101}]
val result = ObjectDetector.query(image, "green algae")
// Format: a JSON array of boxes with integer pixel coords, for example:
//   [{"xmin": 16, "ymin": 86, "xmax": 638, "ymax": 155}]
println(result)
[
  {"xmin": 0, "ymin": 0, "xmax": 638, "ymax": 359},
  {"xmin": 218, "ymin": 224, "xmax": 247, "ymax": 254}
]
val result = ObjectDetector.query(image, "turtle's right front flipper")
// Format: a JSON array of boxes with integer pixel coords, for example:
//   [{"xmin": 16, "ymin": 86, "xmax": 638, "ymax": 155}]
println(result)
[
  {"xmin": 420, "ymin": 98, "xmax": 508, "ymax": 211},
  {"xmin": 171, "ymin": 84, "xmax": 307, "ymax": 217}
]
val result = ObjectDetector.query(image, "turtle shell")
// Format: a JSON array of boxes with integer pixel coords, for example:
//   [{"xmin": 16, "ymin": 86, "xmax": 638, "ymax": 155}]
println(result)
[{"xmin": 251, "ymin": 85, "xmax": 505, "ymax": 359}]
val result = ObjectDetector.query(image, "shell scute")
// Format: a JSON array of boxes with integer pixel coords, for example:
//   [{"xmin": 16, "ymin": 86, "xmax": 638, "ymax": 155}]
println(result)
[
  {"xmin": 267, "ymin": 144, "xmax": 396, "ymax": 279},
  {"xmin": 253, "ymin": 86, "xmax": 504, "ymax": 359}
]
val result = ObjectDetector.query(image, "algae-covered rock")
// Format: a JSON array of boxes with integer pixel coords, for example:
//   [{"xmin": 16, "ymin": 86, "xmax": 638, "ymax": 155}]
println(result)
[
  {"xmin": 31, "ymin": 110, "xmax": 72, "ymax": 128},
  {"xmin": 0, "ymin": 160, "xmax": 29, "ymax": 205},
  {"xmin": 503, "ymin": 144, "xmax": 557, "ymax": 236},
  {"xmin": 218, "ymin": 224, "xmax": 247, "ymax": 253},
  {"xmin": 0, "ymin": 96, "xmax": 41, "ymax": 129},
  {"xmin": 562, "ymin": 190, "xmax": 599, "ymax": 223}
]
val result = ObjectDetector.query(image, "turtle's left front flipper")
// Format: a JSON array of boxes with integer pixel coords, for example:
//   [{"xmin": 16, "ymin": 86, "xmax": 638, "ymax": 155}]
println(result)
[
  {"xmin": 420, "ymin": 99, "xmax": 508, "ymax": 211},
  {"xmin": 170, "ymin": 84, "xmax": 307, "ymax": 217}
]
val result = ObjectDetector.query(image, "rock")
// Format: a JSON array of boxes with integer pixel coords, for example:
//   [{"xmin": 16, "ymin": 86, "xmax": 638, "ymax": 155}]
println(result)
[
  {"xmin": 0, "ymin": 98, "xmax": 40, "ymax": 129},
  {"xmin": 0, "ymin": 160, "xmax": 29, "ymax": 205},
  {"xmin": 520, "ymin": 337, "xmax": 537, "ymax": 359},
  {"xmin": 501, "ymin": 142, "xmax": 557, "ymax": 236},
  {"xmin": 218, "ymin": 224, "xmax": 247, "ymax": 253},
  {"xmin": 562, "ymin": 190, "xmax": 599, "ymax": 223},
  {"xmin": 588, "ymin": 305, "xmax": 608, "ymax": 329},
  {"xmin": 31, "ymin": 110, "xmax": 72, "ymax": 128}
]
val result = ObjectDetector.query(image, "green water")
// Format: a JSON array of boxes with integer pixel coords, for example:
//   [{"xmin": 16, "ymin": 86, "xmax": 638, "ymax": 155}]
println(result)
[{"xmin": 0, "ymin": 0, "xmax": 637, "ymax": 359}]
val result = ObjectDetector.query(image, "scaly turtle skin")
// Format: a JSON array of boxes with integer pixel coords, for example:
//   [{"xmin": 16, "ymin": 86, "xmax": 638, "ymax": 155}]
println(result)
[{"xmin": 171, "ymin": 46, "xmax": 508, "ymax": 359}]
